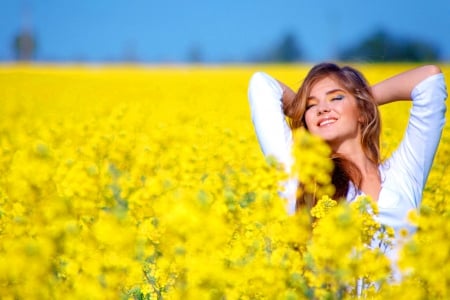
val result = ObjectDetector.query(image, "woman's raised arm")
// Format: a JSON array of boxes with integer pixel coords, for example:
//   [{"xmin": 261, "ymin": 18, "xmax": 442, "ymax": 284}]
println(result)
[
  {"xmin": 248, "ymin": 72, "xmax": 298, "ymax": 214},
  {"xmin": 371, "ymin": 65, "xmax": 442, "ymax": 105},
  {"xmin": 276, "ymin": 80, "xmax": 296, "ymax": 117},
  {"xmin": 248, "ymin": 72, "xmax": 294, "ymax": 171}
]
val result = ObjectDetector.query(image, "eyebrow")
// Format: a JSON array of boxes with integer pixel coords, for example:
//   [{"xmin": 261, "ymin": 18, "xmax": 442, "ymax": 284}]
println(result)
[{"xmin": 307, "ymin": 88, "xmax": 346, "ymax": 100}]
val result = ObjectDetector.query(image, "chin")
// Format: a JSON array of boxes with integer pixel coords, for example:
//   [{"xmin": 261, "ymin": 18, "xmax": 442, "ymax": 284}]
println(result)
[
  {"xmin": 312, "ymin": 132, "xmax": 339, "ymax": 146},
  {"xmin": 312, "ymin": 132, "xmax": 336, "ymax": 142}
]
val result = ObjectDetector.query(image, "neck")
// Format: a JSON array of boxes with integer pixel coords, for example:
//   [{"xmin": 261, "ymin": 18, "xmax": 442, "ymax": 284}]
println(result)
[
  {"xmin": 331, "ymin": 141, "xmax": 378, "ymax": 175},
  {"xmin": 330, "ymin": 139, "xmax": 382, "ymax": 201}
]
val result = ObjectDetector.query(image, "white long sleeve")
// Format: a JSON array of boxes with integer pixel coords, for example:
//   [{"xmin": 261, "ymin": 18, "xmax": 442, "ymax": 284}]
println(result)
[
  {"xmin": 356, "ymin": 73, "xmax": 447, "ymax": 281},
  {"xmin": 248, "ymin": 72, "xmax": 293, "ymax": 171},
  {"xmin": 248, "ymin": 72, "xmax": 297, "ymax": 214}
]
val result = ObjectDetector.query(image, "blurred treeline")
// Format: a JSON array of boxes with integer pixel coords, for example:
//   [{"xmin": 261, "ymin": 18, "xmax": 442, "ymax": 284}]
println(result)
[
  {"xmin": 13, "ymin": 28, "xmax": 441, "ymax": 63},
  {"xmin": 248, "ymin": 29, "xmax": 440, "ymax": 63}
]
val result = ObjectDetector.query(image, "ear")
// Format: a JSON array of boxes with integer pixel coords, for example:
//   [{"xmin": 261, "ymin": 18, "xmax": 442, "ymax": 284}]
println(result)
[{"xmin": 358, "ymin": 113, "xmax": 365, "ymax": 124}]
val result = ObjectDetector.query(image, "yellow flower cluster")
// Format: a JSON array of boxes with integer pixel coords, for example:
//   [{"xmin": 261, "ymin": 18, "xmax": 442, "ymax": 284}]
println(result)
[
  {"xmin": 291, "ymin": 128, "xmax": 335, "ymax": 206},
  {"xmin": 0, "ymin": 64, "xmax": 449, "ymax": 299},
  {"xmin": 306, "ymin": 195, "xmax": 393, "ymax": 298}
]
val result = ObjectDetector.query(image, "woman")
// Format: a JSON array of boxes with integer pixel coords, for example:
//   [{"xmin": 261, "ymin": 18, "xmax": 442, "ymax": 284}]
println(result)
[{"xmin": 248, "ymin": 63, "xmax": 447, "ymax": 269}]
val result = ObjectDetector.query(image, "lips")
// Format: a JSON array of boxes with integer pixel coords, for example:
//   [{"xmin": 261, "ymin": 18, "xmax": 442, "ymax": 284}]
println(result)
[{"xmin": 317, "ymin": 117, "xmax": 337, "ymax": 127}]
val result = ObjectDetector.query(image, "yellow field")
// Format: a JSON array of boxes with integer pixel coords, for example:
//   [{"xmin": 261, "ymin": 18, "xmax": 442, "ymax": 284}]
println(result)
[{"xmin": 0, "ymin": 64, "xmax": 449, "ymax": 299}]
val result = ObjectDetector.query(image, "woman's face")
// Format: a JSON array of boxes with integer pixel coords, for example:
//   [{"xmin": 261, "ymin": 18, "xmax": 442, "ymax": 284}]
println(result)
[{"xmin": 304, "ymin": 76, "xmax": 362, "ymax": 148}]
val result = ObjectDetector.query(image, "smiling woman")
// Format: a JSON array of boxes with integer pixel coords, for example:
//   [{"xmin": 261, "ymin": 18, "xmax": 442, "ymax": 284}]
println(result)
[
  {"xmin": 248, "ymin": 62, "xmax": 447, "ymax": 278},
  {"xmin": 288, "ymin": 64, "xmax": 383, "ymax": 203}
]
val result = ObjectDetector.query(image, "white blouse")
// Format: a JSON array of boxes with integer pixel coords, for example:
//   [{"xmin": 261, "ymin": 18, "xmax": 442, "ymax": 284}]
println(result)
[{"xmin": 248, "ymin": 71, "xmax": 447, "ymax": 267}]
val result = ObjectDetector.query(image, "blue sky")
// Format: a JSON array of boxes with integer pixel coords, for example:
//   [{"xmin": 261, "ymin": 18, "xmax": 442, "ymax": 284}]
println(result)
[{"xmin": 1, "ymin": 0, "xmax": 449, "ymax": 63}]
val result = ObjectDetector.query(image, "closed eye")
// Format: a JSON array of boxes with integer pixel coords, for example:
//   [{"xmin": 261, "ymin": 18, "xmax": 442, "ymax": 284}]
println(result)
[
  {"xmin": 306, "ymin": 101, "xmax": 317, "ymax": 110},
  {"xmin": 331, "ymin": 94, "xmax": 344, "ymax": 101}
]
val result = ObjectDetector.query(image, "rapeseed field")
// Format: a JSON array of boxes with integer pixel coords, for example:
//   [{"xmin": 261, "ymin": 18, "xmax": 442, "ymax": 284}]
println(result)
[{"xmin": 0, "ymin": 64, "xmax": 449, "ymax": 299}]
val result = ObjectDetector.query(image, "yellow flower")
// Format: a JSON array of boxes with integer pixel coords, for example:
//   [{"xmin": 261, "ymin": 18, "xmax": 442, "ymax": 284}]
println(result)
[{"xmin": 0, "ymin": 64, "xmax": 449, "ymax": 299}]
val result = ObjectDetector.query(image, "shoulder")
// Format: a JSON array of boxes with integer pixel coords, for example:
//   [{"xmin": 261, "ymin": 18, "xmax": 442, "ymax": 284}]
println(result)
[
  {"xmin": 249, "ymin": 72, "xmax": 282, "ymax": 91},
  {"xmin": 248, "ymin": 72, "xmax": 283, "ymax": 105},
  {"xmin": 412, "ymin": 72, "xmax": 446, "ymax": 97}
]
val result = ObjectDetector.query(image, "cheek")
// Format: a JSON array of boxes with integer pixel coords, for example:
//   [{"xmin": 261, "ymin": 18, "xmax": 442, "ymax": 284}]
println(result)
[
  {"xmin": 304, "ymin": 111, "xmax": 314, "ymax": 129},
  {"xmin": 351, "ymin": 106, "xmax": 364, "ymax": 123}
]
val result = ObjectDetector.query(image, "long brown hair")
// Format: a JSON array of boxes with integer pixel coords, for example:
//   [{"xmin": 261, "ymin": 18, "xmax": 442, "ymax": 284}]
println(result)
[{"xmin": 285, "ymin": 63, "xmax": 381, "ymax": 208}]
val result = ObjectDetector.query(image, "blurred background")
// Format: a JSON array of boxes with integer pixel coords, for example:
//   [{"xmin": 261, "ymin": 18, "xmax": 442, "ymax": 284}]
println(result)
[{"xmin": 1, "ymin": 0, "xmax": 449, "ymax": 64}]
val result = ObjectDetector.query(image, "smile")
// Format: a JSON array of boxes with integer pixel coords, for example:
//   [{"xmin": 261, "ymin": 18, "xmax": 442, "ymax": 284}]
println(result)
[{"xmin": 318, "ymin": 118, "xmax": 337, "ymax": 127}]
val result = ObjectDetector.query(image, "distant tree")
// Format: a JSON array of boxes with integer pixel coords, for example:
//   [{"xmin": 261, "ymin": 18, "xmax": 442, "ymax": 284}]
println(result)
[
  {"xmin": 187, "ymin": 45, "xmax": 203, "ymax": 63},
  {"xmin": 13, "ymin": 29, "xmax": 36, "ymax": 61},
  {"xmin": 269, "ymin": 33, "xmax": 302, "ymax": 62},
  {"xmin": 339, "ymin": 29, "xmax": 439, "ymax": 62},
  {"xmin": 122, "ymin": 40, "xmax": 139, "ymax": 63},
  {"xmin": 250, "ymin": 32, "xmax": 302, "ymax": 63}
]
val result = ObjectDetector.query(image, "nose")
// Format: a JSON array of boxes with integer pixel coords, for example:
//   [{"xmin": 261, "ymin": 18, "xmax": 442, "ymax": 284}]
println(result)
[{"xmin": 317, "ymin": 102, "xmax": 331, "ymax": 115}]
